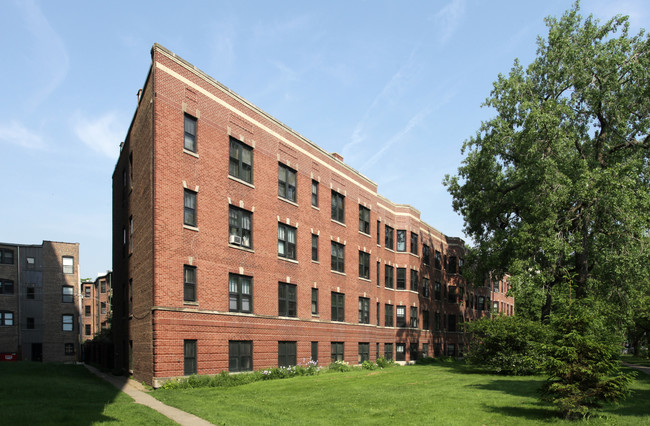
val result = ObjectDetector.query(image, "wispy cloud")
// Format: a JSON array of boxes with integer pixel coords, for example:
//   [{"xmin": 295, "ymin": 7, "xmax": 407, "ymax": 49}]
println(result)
[
  {"xmin": 342, "ymin": 50, "xmax": 418, "ymax": 160},
  {"xmin": 361, "ymin": 87, "xmax": 458, "ymax": 170},
  {"xmin": 432, "ymin": 0, "xmax": 466, "ymax": 46},
  {"xmin": 0, "ymin": 121, "xmax": 45, "ymax": 150},
  {"xmin": 17, "ymin": 0, "xmax": 69, "ymax": 110},
  {"xmin": 72, "ymin": 112, "xmax": 126, "ymax": 159}
]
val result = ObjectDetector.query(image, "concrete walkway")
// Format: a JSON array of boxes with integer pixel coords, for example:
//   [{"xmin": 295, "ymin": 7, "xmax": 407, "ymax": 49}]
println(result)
[
  {"xmin": 622, "ymin": 362, "xmax": 650, "ymax": 376},
  {"xmin": 84, "ymin": 364, "xmax": 213, "ymax": 426}
]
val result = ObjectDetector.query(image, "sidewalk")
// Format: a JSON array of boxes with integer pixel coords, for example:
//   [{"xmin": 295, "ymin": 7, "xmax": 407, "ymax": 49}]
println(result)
[
  {"xmin": 84, "ymin": 364, "xmax": 213, "ymax": 426},
  {"xmin": 622, "ymin": 362, "xmax": 650, "ymax": 376}
]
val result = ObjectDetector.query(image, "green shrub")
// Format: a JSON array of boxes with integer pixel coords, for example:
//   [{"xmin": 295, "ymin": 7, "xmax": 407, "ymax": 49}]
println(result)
[
  {"xmin": 376, "ymin": 357, "xmax": 397, "ymax": 369},
  {"xmin": 361, "ymin": 360, "xmax": 379, "ymax": 370},
  {"xmin": 328, "ymin": 360, "xmax": 352, "ymax": 372},
  {"xmin": 541, "ymin": 307, "xmax": 636, "ymax": 420},
  {"xmin": 467, "ymin": 315, "xmax": 549, "ymax": 375}
]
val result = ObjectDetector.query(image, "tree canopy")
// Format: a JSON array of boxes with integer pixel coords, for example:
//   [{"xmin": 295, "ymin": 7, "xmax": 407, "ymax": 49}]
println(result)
[{"xmin": 444, "ymin": 3, "xmax": 650, "ymax": 325}]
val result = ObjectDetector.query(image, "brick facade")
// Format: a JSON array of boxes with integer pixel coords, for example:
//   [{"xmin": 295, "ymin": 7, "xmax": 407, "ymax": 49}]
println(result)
[
  {"xmin": 112, "ymin": 44, "xmax": 515, "ymax": 387},
  {"xmin": 80, "ymin": 272, "xmax": 112, "ymax": 342},
  {"xmin": 0, "ymin": 241, "xmax": 80, "ymax": 362}
]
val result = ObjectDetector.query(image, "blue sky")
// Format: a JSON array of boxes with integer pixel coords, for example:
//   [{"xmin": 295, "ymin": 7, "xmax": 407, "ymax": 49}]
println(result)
[{"xmin": 1, "ymin": 0, "xmax": 647, "ymax": 278}]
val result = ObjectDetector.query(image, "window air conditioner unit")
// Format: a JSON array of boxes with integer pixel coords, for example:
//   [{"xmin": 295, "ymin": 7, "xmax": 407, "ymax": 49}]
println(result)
[{"xmin": 229, "ymin": 235, "xmax": 242, "ymax": 245}]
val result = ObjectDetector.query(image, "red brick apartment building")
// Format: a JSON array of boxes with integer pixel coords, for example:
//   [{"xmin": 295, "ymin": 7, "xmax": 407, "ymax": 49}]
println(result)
[
  {"xmin": 112, "ymin": 44, "xmax": 514, "ymax": 387},
  {"xmin": 0, "ymin": 241, "xmax": 80, "ymax": 362},
  {"xmin": 80, "ymin": 272, "xmax": 112, "ymax": 342}
]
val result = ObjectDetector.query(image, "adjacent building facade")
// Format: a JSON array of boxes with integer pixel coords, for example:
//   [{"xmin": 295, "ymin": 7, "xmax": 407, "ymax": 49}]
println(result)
[
  {"xmin": 0, "ymin": 240, "xmax": 80, "ymax": 362},
  {"xmin": 112, "ymin": 44, "xmax": 514, "ymax": 387},
  {"xmin": 80, "ymin": 272, "xmax": 112, "ymax": 342}
]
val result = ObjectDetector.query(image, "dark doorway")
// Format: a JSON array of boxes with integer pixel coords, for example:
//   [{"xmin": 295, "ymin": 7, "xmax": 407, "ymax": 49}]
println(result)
[
  {"xmin": 32, "ymin": 343, "xmax": 42, "ymax": 362},
  {"xmin": 409, "ymin": 343, "xmax": 419, "ymax": 362}
]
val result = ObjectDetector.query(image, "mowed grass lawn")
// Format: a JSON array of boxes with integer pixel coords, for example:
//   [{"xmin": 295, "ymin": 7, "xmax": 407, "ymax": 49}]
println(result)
[
  {"xmin": 153, "ymin": 363, "xmax": 650, "ymax": 425},
  {"xmin": 0, "ymin": 362, "xmax": 175, "ymax": 425}
]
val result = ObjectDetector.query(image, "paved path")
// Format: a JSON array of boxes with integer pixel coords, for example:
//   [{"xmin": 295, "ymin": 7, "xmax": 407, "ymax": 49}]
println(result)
[
  {"xmin": 622, "ymin": 362, "xmax": 650, "ymax": 376},
  {"xmin": 84, "ymin": 364, "xmax": 213, "ymax": 426}
]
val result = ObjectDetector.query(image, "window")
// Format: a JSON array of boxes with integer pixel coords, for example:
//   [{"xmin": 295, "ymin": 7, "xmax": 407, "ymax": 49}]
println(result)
[
  {"xmin": 312, "ymin": 234, "xmax": 319, "ymax": 261},
  {"xmin": 459, "ymin": 258, "xmax": 464, "ymax": 274},
  {"xmin": 448, "ymin": 314, "xmax": 457, "ymax": 332},
  {"xmin": 27, "ymin": 317, "xmax": 35, "ymax": 329},
  {"xmin": 396, "ymin": 268, "xmax": 406, "ymax": 290},
  {"xmin": 396, "ymin": 230, "xmax": 406, "ymax": 252},
  {"xmin": 434, "ymin": 281, "xmax": 441, "ymax": 300},
  {"xmin": 478, "ymin": 296, "xmax": 485, "ymax": 311},
  {"xmin": 0, "ymin": 249, "xmax": 14, "ymax": 264},
  {"xmin": 184, "ymin": 114, "xmax": 197, "ymax": 152},
  {"xmin": 101, "ymin": 302, "xmax": 106, "ymax": 315},
  {"xmin": 358, "ymin": 297, "xmax": 370, "ymax": 324},
  {"xmin": 331, "ymin": 190, "xmax": 345, "ymax": 223},
  {"xmin": 384, "ymin": 304, "xmax": 393, "ymax": 327},
  {"xmin": 229, "ymin": 273, "xmax": 252, "ymax": 313},
  {"xmin": 184, "ymin": 265, "xmax": 197, "ymax": 302},
  {"xmin": 376, "ymin": 221, "xmax": 381, "ymax": 245},
  {"xmin": 229, "ymin": 341, "xmax": 252, "ymax": 372},
  {"xmin": 62, "ymin": 286, "xmax": 73, "ymax": 303},
  {"xmin": 0, "ymin": 311, "xmax": 13, "ymax": 326},
  {"xmin": 331, "ymin": 242, "xmax": 345, "ymax": 273},
  {"xmin": 359, "ymin": 205, "xmax": 370, "ymax": 234},
  {"xmin": 376, "ymin": 261, "xmax": 380, "ymax": 286},
  {"xmin": 447, "ymin": 344, "xmax": 456, "ymax": 357},
  {"xmin": 0, "ymin": 280, "xmax": 14, "ymax": 294},
  {"xmin": 384, "ymin": 343, "xmax": 393, "ymax": 360},
  {"xmin": 422, "ymin": 343, "xmax": 429, "ymax": 357},
  {"xmin": 358, "ymin": 343, "xmax": 369, "ymax": 363},
  {"xmin": 384, "ymin": 265, "xmax": 393, "ymax": 288},
  {"xmin": 410, "ymin": 306, "xmax": 418, "ymax": 328},
  {"xmin": 434, "ymin": 312, "xmax": 441, "ymax": 330},
  {"xmin": 410, "ymin": 269, "xmax": 418, "ymax": 292},
  {"xmin": 184, "ymin": 189, "xmax": 197, "ymax": 227},
  {"xmin": 396, "ymin": 343, "xmax": 406, "ymax": 361},
  {"xmin": 385, "ymin": 225, "xmax": 394, "ymax": 249},
  {"xmin": 449, "ymin": 286, "xmax": 457, "ymax": 304},
  {"xmin": 410, "ymin": 232, "xmax": 418, "ymax": 255},
  {"xmin": 278, "ymin": 283, "xmax": 297, "ymax": 317},
  {"xmin": 331, "ymin": 292, "xmax": 345, "ymax": 322},
  {"xmin": 376, "ymin": 343, "xmax": 380, "ymax": 360},
  {"xmin": 129, "ymin": 217, "xmax": 134, "ymax": 254},
  {"xmin": 447, "ymin": 256, "xmax": 457, "ymax": 273},
  {"xmin": 229, "ymin": 206, "xmax": 252, "ymax": 248},
  {"xmin": 184, "ymin": 340, "xmax": 197, "ymax": 375},
  {"xmin": 396, "ymin": 306, "xmax": 406, "ymax": 327},
  {"xmin": 376, "ymin": 302, "xmax": 380, "ymax": 326},
  {"xmin": 62, "ymin": 256, "xmax": 74, "ymax": 274},
  {"xmin": 278, "ymin": 341, "xmax": 297, "ymax": 367},
  {"xmin": 435, "ymin": 251, "xmax": 442, "ymax": 270},
  {"xmin": 311, "ymin": 288, "xmax": 318, "ymax": 315},
  {"xmin": 26, "ymin": 287, "xmax": 35, "ymax": 299},
  {"xmin": 62, "ymin": 314, "xmax": 73, "ymax": 331},
  {"xmin": 101, "ymin": 281, "xmax": 106, "ymax": 293},
  {"xmin": 422, "ymin": 245, "xmax": 430, "ymax": 265},
  {"xmin": 26, "ymin": 257, "xmax": 34, "ymax": 266},
  {"xmin": 228, "ymin": 137, "xmax": 252, "ymax": 183},
  {"xmin": 85, "ymin": 324, "xmax": 91, "ymax": 335},
  {"xmin": 311, "ymin": 341, "xmax": 318, "ymax": 362},
  {"xmin": 278, "ymin": 163, "xmax": 297, "ymax": 202},
  {"xmin": 278, "ymin": 223, "xmax": 297, "ymax": 260},
  {"xmin": 311, "ymin": 180, "xmax": 319, "ymax": 207},
  {"xmin": 64, "ymin": 343, "xmax": 75, "ymax": 356},
  {"xmin": 422, "ymin": 278, "xmax": 430, "ymax": 298},
  {"xmin": 358, "ymin": 251, "xmax": 370, "ymax": 279},
  {"xmin": 331, "ymin": 342, "xmax": 344, "ymax": 362},
  {"xmin": 423, "ymin": 310, "xmax": 430, "ymax": 330},
  {"xmin": 85, "ymin": 305, "xmax": 91, "ymax": 316},
  {"xmin": 129, "ymin": 153, "xmax": 133, "ymax": 189}
]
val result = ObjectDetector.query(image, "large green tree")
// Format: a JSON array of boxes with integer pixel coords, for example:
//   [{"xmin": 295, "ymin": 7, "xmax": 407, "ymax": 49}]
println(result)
[{"xmin": 444, "ymin": 3, "xmax": 650, "ymax": 325}]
